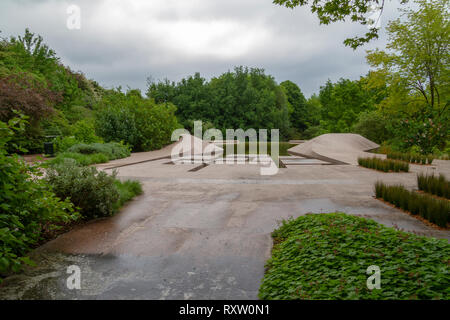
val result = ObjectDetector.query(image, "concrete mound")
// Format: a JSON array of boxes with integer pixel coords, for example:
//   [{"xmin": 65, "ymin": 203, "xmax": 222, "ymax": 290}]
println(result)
[
  {"xmin": 288, "ymin": 133, "xmax": 380, "ymax": 165},
  {"xmin": 178, "ymin": 133, "xmax": 224, "ymax": 157}
]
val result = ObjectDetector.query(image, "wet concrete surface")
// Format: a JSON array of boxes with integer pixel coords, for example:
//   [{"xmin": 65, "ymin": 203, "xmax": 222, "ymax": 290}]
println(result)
[{"xmin": 1, "ymin": 156, "xmax": 449, "ymax": 300}]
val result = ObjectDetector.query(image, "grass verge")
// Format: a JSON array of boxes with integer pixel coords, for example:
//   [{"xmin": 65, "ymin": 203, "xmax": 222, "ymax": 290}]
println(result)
[
  {"xmin": 113, "ymin": 179, "xmax": 143, "ymax": 211},
  {"xmin": 258, "ymin": 213, "xmax": 450, "ymax": 300}
]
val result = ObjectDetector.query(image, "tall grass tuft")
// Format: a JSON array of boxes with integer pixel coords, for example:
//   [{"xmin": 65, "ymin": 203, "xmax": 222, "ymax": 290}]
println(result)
[
  {"xmin": 374, "ymin": 181, "xmax": 449, "ymax": 228},
  {"xmin": 417, "ymin": 173, "xmax": 449, "ymax": 199},
  {"xmin": 113, "ymin": 179, "xmax": 144, "ymax": 211},
  {"xmin": 387, "ymin": 151, "xmax": 434, "ymax": 165},
  {"xmin": 358, "ymin": 157, "xmax": 409, "ymax": 172}
]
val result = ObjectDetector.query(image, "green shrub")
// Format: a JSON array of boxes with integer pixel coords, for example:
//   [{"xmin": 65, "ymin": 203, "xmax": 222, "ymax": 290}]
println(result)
[
  {"xmin": 417, "ymin": 173, "xmax": 449, "ymax": 199},
  {"xmin": 259, "ymin": 213, "xmax": 450, "ymax": 300},
  {"xmin": 45, "ymin": 159, "xmax": 120, "ymax": 219},
  {"xmin": 45, "ymin": 159, "xmax": 143, "ymax": 220},
  {"xmin": 67, "ymin": 142, "xmax": 130, "ymax": 160},
  {"xmin": 67, "ymin": 143, "xmax": 99, "ymax": 155},
  {"xmin": 0, "ymin": 117, "xmax": 78, "ymax": 277},
  {"xmin": 54, "ymin": 136, "xmax": 79, "ymax": 152},
  {"xmin": 353, "ymin": 111, "xmax": 390, "ymax": 144},
  {"xmin": 358, "ymin": 157, "xmax": 409, "ymax": 172},
  {"xmin": 71, "ymin": 119, "xmax": 103, "ymax": 144},
  {"xmin": 95, "ymin": 91, "xmax": 180, "ymax": 151},
  {"xmin": 375, "ymin": 181, "xmax": 449, "ymax": 227},
  {"xmin": 95, "ymin": 105, "xmax": 140, "ymax": 149}
]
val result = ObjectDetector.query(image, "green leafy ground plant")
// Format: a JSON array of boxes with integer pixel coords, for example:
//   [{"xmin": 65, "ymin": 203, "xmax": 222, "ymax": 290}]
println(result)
[
  {"xmin": 259, "ymin": 213, "xmax": 450, "ymax": 300},
  {"xmin": 0, "ymin": 116, "xmax": 78, "ymax": 278}
]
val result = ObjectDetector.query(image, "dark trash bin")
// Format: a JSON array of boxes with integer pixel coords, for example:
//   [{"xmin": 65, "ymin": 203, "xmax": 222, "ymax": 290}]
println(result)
[{"xmin": 44, "ymin": 142, "xmax": 54, "ymax": 156}]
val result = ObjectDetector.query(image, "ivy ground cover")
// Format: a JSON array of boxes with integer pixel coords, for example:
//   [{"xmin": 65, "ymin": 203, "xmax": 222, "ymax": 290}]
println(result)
[{"xmin": 259, "ymin": 213, "xmax": 449, "ymax": 300}]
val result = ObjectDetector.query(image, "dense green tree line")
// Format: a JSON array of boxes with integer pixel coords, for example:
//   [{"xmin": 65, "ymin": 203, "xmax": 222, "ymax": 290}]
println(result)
[
  {"xmin": 0, "ymin": 29, "xmax": 179, "ymax": 153},
  {"xmin": 147, "ymin": 67, "xmax": 291, "ymax": 139}
]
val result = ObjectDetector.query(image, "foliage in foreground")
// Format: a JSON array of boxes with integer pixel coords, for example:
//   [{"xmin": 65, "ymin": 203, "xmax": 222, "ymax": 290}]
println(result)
[
  {"xmin": 417, "ymin": 173, "xmax": 449, "ymax": 199},
  {"xmin": 274, "ymin": 0, "xmax": 392, "ymax": 48},
  {"xmin": 0, "ymin": 117, "xmax": 78, "ymax": 277},
  {"xmin": 358, "ymin": 157, "xmax": 409, "ymax": 172},
  {"xmin": 259, "ymin": 213, "xmax": 450, "ymax": 300},
  {"xmin": 45, "ymin": 159, "xmax": 142, "ymax": 219},
  {"xmin": 375, "ymin": 182, "xmax": 449, "ymax": 228}
]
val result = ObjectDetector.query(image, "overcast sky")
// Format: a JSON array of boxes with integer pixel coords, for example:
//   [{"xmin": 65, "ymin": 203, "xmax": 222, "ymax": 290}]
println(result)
[{"xmin": 0, "ymin": 0, "xmax": 405, "ymax": 97}]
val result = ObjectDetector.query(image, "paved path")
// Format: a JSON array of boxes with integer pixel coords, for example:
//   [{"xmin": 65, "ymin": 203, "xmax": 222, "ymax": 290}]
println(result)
[{"xmin": 1, "ymin": 146, "xmax": 448, "ymax": 299}]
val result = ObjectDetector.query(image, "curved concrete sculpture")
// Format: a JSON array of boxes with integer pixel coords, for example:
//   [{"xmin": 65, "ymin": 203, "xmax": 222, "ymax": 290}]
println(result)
[
  {"xmin": 288, "ymin": 133, "xmax": 380, "ymax": 165},
  {"xmin": 177, "ymin": 133, "xmax": 224, "ymax": 158}
]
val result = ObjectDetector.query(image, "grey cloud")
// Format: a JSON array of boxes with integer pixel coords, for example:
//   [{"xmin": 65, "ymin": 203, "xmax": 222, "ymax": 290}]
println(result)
[{"xmin": 0, "ymin": 0, "xmax": 405, "ymax": 97}]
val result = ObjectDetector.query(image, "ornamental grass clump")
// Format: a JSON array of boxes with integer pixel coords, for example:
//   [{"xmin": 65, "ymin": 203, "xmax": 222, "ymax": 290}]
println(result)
[
  {"xmin": 0, "ymin": 116, "xmax": 79, "ymax": 278},
  {"xmin": 374, "ymin": 181, "xmax": 449, "ymax": 228},
  {"xmin": 417, "ymin": 173, "xmax": 449, "ymax": 199},
  {"xmin": 358, "ymin": 157, "xmax": 409, "ymax": 172},
  {"xmin": 387, "ymin": 151, "xmax": 434, "ymax": 165}
]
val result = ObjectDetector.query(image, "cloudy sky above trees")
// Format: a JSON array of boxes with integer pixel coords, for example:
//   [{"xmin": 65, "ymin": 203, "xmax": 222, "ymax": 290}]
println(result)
[{"xmin": 0, "ymin": 0, "xmax": 404, "ymax": 96}]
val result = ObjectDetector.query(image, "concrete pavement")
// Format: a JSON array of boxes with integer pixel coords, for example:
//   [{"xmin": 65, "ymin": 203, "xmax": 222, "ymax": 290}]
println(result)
[{"xmin": 0, "ymin": 140, "xmax": 449, "ymax": 299}]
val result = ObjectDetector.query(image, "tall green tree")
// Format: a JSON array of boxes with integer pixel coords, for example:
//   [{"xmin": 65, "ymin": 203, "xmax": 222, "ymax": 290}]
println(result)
[
  {"xmin": 95, "ymin": 89, "xmax": 180, "ymax": 151},
  {"xmin": 366, "ymin": 0, "xmax": 449, "ymax": 152},
  {"xmin": 280, "ymin": 80, "xmax": 308, "ymax": 131},
  {"xmin": 318, "ymin": 78, "xmax": 382, "ymax": 133},
  {"xmin": 273, "ymin": 0, "xmax": 410, "ymax": 48},
  {"xmin": 367, "ymin": 0, "xmax": 449, "ymax": 110},
  {"xmin": 147, "ymin": 67, "xmax": 291, "ymax": 138}
]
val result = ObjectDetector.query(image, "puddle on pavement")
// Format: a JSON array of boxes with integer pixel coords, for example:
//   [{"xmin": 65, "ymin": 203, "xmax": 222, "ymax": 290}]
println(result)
[{"xmin": 0, "ymin": 252, "xmax": 263, "ymax": 300}]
